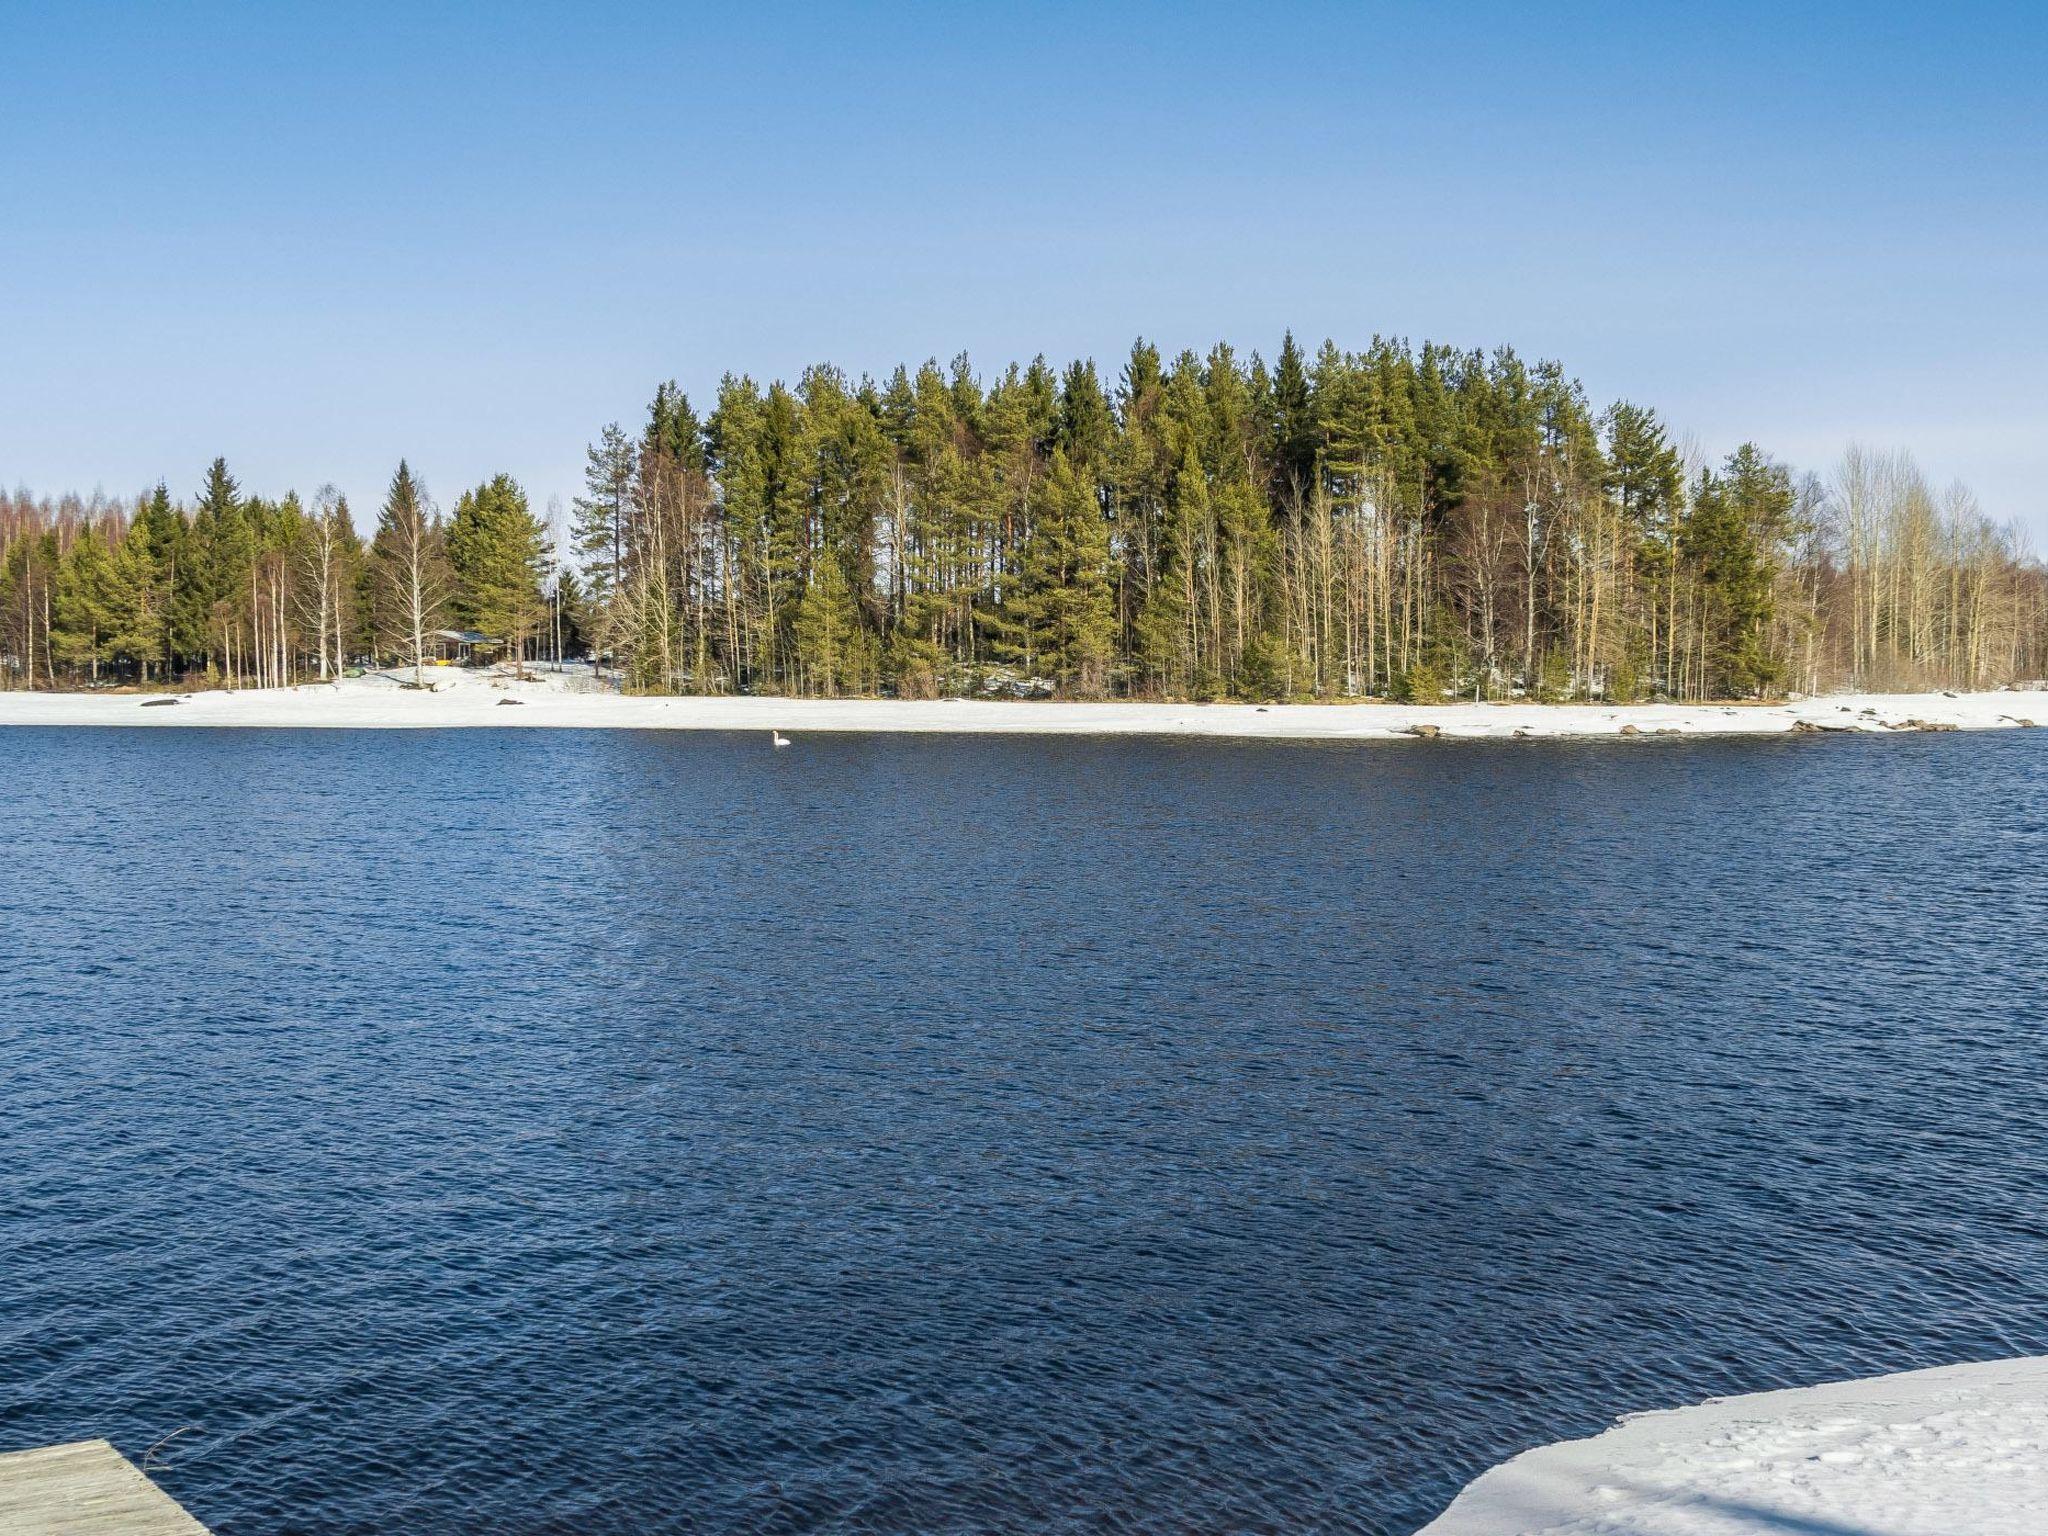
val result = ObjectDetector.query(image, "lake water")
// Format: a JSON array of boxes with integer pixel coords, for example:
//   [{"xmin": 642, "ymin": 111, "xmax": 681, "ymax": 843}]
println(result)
[{"xmin": 3, "ymin": 727, "xmax": 2045, "ymax": 1535}]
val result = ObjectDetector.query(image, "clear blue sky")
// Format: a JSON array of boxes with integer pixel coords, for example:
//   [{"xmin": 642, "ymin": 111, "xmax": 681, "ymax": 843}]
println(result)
[{"xmin": 4, "ymin": 0, "xmax": 2044, "ymax": 536}]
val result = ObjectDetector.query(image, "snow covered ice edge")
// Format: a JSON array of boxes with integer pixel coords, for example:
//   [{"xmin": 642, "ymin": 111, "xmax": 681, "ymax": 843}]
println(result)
[
  {"xmin": 1415, "ymin": 1355, "xmax": 2048, "ymax": 1536},
  {"xmin": 0, "ymin": 666, "xmax": 2042, "ymax": 739}
]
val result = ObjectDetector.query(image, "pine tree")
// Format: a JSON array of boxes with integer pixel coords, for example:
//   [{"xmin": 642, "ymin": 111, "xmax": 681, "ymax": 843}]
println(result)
[
  {"xmin": 1604, "ymin": 402, "xmax": 1683, "ymax": 693},
  {"xmin": 572, "ymin": 423, "xmax": 637, "ymax": 654}
]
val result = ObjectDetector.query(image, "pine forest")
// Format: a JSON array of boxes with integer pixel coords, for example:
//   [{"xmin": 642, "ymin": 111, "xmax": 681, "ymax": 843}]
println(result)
[{"xmin": 5, "ymin": 336, "xmax": 2042, "ymax": 701}]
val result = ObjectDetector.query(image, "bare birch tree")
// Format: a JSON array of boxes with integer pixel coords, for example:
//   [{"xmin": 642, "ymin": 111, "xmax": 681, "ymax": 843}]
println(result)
[{"xmin": 371, "ymin": 461, "xmax": 449, "ymax": 686}]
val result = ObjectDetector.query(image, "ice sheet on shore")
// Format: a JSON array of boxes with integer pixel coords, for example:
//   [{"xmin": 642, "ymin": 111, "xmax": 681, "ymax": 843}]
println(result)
[
  {"xmin": 0, "ymin": 665, "xmax": 2039, "ymax": 739},
  {"xmin": 1417, "ymin": 1355, "xmax": 2048, "ymax": 1536}
]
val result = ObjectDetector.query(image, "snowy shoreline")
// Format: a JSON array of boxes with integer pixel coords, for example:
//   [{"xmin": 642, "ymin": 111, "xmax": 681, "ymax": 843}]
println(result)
[
  {"xmin": 1416, "ymin": 1355, "xmax": 2048, "ymax": 1535},
  {"xmin": 0, "ymin": 668, "xmax": 2040, "ymax": 739}
]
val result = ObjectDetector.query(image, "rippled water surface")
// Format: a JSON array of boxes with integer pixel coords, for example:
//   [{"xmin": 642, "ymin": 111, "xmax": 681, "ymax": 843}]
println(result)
[{"xmin": 4, "ymin": 728, "xmax": 2046, "ymax": 1534}]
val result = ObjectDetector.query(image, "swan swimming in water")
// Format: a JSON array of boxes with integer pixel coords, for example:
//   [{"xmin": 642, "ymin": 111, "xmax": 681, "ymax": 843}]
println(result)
[{"xmin": 771, "ymin": 730, "xmax": 791, "ymax": 748}]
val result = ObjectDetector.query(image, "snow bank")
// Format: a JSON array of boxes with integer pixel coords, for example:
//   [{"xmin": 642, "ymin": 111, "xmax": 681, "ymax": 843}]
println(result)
[
  {"xmin": 1417, "ymin": 1355, "xmax": 2048, "ymax": 1536},
  {"xmin": 0, "ymin": 666, "xmax": 2041, "ymax": 740}
]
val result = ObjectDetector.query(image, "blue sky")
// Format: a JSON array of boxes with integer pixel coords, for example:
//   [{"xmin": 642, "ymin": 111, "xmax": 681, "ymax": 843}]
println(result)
[{"xmin": 4, "ymin": 1, "xmax": 2044, "ymax": 535}]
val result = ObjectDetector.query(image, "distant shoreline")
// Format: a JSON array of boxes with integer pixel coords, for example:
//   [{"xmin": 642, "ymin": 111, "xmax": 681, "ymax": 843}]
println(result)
[{"xmin": 0, "ymin": 670, "xmax": 2040, "ymax": 740}]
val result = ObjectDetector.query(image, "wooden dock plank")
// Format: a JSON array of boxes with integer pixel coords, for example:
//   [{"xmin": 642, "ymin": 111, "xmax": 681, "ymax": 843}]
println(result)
[{"xmin": 0, "ymin": 1440, "xmax": 209, "ymax": 1536}]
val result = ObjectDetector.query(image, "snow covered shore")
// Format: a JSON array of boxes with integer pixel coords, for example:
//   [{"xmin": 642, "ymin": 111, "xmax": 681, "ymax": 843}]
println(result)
[
  {"xmin": 1417, "ymin": 1356, "xmax": 2048, "ymax": 1536},
  {"xmin": 0, "ymin": 667, "xmax": 2040, "ymax": 739}
]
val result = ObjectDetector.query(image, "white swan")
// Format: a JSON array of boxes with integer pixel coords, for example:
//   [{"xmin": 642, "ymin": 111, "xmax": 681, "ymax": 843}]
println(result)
[{"xmin": 771, "ymin": 730, "xmax": 791, "ymax": 748}]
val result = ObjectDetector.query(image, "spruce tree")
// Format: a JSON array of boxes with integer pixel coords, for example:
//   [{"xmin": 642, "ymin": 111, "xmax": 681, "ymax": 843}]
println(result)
[
  {"xmin": 133, "ymin": 483, "xmax": 190, "ymax": 674},
  {"xmin": 108, "ymin": 521, "xmax": 164, "ymax": 678},
  {"xmin": 996, "ymin": 450, "xmax": 1116, "ymax": 693},
  {"xmin": 186, "ymin": 458, "xmax": 248, "ymax": 675},
  {"xmin": 1270, "ymin": 330, "xmax": 1318, "ymax": 500},
  {"xmin": 448, "ymin": 473, "xmax": 548, "ymax": 678},
  {"xmin": 49, "ymin": 518, "xmax": 155, "ymax": 684},
  {"xmin": 51, "ymin": 524, "xmax": 115, "ymax": 682},
  {"xmin": 791, "ymin": 550, "xmax": 863, "ymax": 696},
  {"xmin": 1686, "ymin": 445, "xmax": 1793, "ymax": 697}
]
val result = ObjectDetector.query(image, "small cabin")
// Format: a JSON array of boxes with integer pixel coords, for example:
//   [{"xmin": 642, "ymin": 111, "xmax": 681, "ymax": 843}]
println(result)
[{"xmin": 428, "ymin": 629, "xmax": 502, "ymax": 665}]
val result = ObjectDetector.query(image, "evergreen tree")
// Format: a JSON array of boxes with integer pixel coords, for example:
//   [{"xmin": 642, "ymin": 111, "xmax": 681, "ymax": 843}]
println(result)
[
  {"xmin": 1009, "ymin": 449, "xmax": 1116, "ymax": 693},
  {"xmin": 186, "ymin": 458, "xmax": 248, "ymax": 675},
  {"xmin": 645, "ymin": 381, "xmax": 708, "ymax": 475},
  {"xmin": 1135, "ymin": 441, "xmax": 1208, "ymax": 695},
  {"xmin": 1269, "ymin": 330, "xmax": 1319, "ymax": 501},
  {"xmin": 448, "ymin": 473, "xmax": 548, "ymax": 677},
  {"xmin": 1686, "ymin": 444, "xmax": 1793, "ymax": 697},
  {"xmin": 47, "ymin": 516, "xmax": 157, "ymax": 683},
  {"xmin": 790, "ymin": 550, "xmax": 865, "ymax": 696},
  {"xmin": 758, "ymin": 382, "xmax": 812, "ymax": 685},
  {"xmin": 108, "ymin": 520, "xmax": 165, "ymax": 676},
  {"xmin": 133, "ymin": 483, "xmax": 192, "ymax": 673},
  {"xmin": 552, "ymin": 566, "xmax": 594, "ymax": 663},
  {"xmin": 51, "ymin": 523, "xmax": 117, "ymax": 682},
  {"xmin": 707, "ymin": 375, "xmax": 771, "ymax": 688},
  {"xmin": 1603, "ymin": 402, "xmax": 1685, "ymax": 695},
  {"xmin": 573, "ymin": 423, "xmax": 637, "ymax": 645},
  {"xmin": 1604, "ymin": 403, "xmax": 1683, "ymax": 532}
]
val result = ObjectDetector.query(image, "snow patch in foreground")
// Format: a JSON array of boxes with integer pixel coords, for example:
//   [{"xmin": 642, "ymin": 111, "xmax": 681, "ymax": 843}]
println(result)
[{"xmin": 1417, "ymin": 1355, "xmax": 2048, "ymax": 1536}]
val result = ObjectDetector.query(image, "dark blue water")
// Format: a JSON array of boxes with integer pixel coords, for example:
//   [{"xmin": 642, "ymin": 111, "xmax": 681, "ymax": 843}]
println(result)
[{"xmin": 3, "ymin": 728, "xmax": 2045, "ymax": 1534}]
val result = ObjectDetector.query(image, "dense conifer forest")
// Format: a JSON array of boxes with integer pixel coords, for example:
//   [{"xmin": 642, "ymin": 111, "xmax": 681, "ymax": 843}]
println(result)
[{"xmin": 5, "ymin": 336, "xmax": 2043, "ymax": 699}]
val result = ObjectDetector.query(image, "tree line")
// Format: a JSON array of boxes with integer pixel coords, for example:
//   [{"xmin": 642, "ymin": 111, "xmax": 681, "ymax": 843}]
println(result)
[
  {"xmin": 1, "ymin": 460, "xmax": 555, "ymax": 689},
  {"xmin": 5, "ymin": 335, "xmax": 2043, "ymax": 697}
]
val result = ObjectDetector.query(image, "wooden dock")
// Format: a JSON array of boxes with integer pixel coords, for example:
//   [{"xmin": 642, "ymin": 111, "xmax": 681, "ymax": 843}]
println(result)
[{"xmin": 0, "ymin": 1441, "xmax": 210, "ymax": 1535}]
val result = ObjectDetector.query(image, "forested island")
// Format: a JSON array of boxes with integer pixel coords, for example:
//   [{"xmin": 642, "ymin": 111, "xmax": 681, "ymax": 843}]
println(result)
[{"xmin": 4, "ymin": 336, "xmax": 2042, "ymax": 702}]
